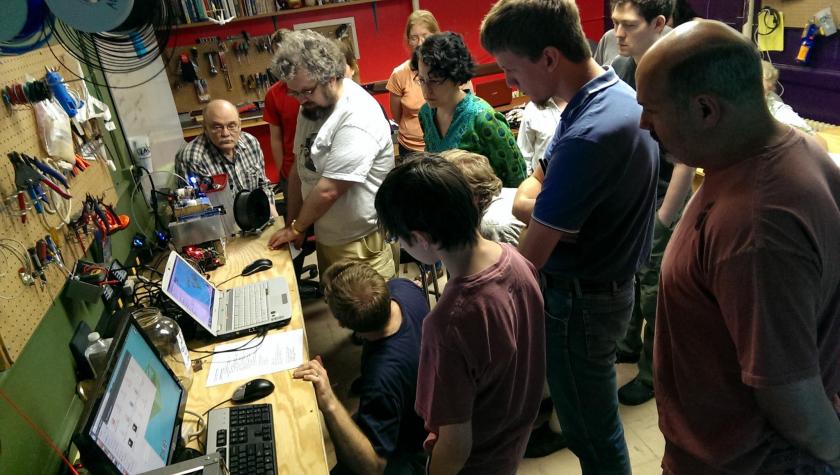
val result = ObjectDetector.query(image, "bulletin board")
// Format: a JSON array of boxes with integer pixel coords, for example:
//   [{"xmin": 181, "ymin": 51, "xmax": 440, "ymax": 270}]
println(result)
[
  {"xmin": 761, "ymin": 0, "xmax": 838, "ymax": 28},
  {"xmin": 0, "ymin": 45, "xmax": 119, "ymax": 369}
]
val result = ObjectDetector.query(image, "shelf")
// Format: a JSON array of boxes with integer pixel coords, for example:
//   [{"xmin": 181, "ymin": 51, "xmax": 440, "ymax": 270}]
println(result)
[{"xmin": 171, "ymin": 0, "xmax": 384, "ymax": 30}]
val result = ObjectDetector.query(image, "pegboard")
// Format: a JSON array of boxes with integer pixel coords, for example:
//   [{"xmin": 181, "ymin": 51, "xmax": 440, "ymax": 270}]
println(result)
[
  {"xmin": 164, "ymin": 37, "xmax": 279, "ymax": 114},
  {"xmin": 0, "ymin": 45, "xmax": 119, "ymax": 370},
  {"xmin": 761, "ymin": 1, "xmax": 838, "ymax": 28}
]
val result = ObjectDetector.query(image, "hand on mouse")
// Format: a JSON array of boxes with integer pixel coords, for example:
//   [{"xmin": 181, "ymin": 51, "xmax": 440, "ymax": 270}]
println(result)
[
  {"xmin": 293, "ymin": 357, "xmax": 337, "ymax": 413},
  {"xmin": 268, "ymin": 226, "xmax": 304, "ymax": 250}
]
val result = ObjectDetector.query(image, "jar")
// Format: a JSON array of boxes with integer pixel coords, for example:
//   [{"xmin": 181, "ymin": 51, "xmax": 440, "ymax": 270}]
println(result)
[{"xmin": 132, "ymin": 308, "xmax": 194, "ymax": 391}]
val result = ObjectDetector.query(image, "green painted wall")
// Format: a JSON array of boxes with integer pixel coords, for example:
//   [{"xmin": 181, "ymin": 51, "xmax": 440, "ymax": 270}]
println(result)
[{"xmin": 0, "ymin": 58, "xmax": 157, "ymax": 474}]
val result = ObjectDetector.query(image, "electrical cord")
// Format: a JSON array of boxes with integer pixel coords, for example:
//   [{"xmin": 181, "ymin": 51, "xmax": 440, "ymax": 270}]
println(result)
[
  {"xmin": 0, "ymin": 389, "xmax": 80, "ymax": 475},
  {"xmin": 214, "ymin": 273, "xmax": 243, "ymax": 288},
  {"xmin": 191, "ymin": 330, "xmax": 268, "ymax": 362}
]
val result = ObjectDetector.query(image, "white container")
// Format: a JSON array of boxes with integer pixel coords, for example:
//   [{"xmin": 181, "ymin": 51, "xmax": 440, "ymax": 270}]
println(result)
[{"xmin": 84, "ymin": 332, "xmax": 112, "ymax": 378}]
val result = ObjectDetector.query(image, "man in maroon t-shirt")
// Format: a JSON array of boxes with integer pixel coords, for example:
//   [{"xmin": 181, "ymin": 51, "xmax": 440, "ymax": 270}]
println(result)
[
  {"xmin": 636, "ymin": 20, "xmax": 840, "ymax": 474},
  {"xmin": 374, "ymin": 155, "xmax": 545, "ymax": 475}
]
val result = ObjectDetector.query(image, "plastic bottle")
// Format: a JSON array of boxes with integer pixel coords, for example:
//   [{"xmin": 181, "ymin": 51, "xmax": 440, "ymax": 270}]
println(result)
[
  {"xmin": 84, "ymin": 332, "xmax": 112, "ymax": 378},
  {"xmin": 133, "ymin": 308, "xmax": 194, "ymax": 391}
]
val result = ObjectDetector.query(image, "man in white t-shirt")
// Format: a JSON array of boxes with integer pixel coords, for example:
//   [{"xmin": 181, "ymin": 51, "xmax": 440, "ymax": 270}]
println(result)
[{"xmin": 267, "ymin": 30, "xmax": 395, "ymax": 278}]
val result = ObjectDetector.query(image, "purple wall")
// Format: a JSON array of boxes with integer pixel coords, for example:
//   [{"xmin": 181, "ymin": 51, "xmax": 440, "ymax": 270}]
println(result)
[{"xmin": 688, "ymin": 0, "xmax": 840, "ymax": 125}]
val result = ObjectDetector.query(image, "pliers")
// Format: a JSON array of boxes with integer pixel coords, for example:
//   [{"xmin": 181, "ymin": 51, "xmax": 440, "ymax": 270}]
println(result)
[{"xmin": 22, "ymin": 153, "xmax": 71, "ymax": 196}]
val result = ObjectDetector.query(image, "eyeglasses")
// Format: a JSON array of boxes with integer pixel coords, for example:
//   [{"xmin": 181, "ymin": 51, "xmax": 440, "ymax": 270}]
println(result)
[
  {"xmin": 408, "ymin": 34, "xmax": 430, "ymax": 44},
  {"xmin": 209, "ymin": 122, "xmax": 240, "ymax": 134},
  {"xmin": 384, "ymin": 232, "xmax": 399, "ymax": 244},
  {"xmin": 413, "ymin": 74, "xmax": 447, "ymax": 88},
  {"xmin": 287, "ymin": 83, "xmax": 320, "ymax": 99}
]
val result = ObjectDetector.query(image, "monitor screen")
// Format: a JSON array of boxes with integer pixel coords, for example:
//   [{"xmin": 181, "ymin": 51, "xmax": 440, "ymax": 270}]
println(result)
[
  {"xmin": 166, "ymin": 255, "xmax": 214, "ymax": 329},
  {"xmin": 86, "ymin": 324, "xmax": 184, "ymax": 475}
]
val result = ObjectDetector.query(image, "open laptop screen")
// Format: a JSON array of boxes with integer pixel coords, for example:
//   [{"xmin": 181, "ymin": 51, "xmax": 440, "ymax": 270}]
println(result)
[
  {"xmin": 87, "ymin": 324, "xmax": 184, "ymax": 474},
  {"xmin": 166, "ymin": 255, "xmax": 215, "ymax": 329}
]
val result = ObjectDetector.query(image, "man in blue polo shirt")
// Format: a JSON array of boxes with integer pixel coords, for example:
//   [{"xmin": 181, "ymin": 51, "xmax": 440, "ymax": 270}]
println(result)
[{"xmin": 482, "ymin": 1, "xmax": 658, "ymax": 473}]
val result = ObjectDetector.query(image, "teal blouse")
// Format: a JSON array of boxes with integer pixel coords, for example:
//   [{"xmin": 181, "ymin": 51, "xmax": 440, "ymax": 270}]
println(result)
[{"xmin": 419, "ymin": 92, "xmax": 526, "ymax": 188}]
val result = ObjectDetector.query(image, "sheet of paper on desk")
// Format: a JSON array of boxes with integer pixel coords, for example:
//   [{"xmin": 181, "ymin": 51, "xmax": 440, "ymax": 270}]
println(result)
[{"xmin": 205, "ymin": 329, "xmax": 304, "ymax": 387}]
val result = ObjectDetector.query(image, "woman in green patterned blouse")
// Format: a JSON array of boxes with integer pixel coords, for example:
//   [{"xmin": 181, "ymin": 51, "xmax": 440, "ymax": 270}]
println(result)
[{"xmin": 412, "ymin": 32, "xmax": 526, "ymax": 188}]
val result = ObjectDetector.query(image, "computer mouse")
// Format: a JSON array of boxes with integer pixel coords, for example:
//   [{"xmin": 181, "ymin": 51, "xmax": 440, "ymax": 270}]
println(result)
[
  {"xmin": 231, "ymin": 378, "xmax": 275, "ymax": 403},
  {"xmin": 242, "ymin": 258, "xmax": 273, "ymax": 277}
]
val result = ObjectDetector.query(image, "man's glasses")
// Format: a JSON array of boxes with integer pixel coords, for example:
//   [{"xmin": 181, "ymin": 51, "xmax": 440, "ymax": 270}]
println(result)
[
  {"xmin": 209, "ymin": 123, "xmax": 240, "ymax": 134},
  {"xmin": 287, "ymin": 83, "xmax": 320, "ymax": 99},
  {"xmin": 413, "ymin": 74, "xmax": 447, "ymax": 88}
]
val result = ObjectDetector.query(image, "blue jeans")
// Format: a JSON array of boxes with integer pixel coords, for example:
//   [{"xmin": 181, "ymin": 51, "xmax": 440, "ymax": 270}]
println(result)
[{"xmin": 543, "ymin": 273, "xmax": 634, "ymax": 475}]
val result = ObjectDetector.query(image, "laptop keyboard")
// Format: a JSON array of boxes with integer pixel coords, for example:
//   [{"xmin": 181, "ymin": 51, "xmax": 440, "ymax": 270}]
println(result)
[{"xmin": 218, "ymin": 279, "xmax": 289, "ymax": 334}]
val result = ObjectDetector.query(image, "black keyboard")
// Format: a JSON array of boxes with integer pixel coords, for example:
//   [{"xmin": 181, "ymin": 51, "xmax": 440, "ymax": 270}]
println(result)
[{"xmin": 206, "ymin": 403, "xmax": 277, "ymax": 475}]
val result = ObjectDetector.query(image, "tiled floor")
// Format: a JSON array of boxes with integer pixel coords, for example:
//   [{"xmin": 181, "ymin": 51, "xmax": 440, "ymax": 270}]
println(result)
[{"xmin": 300, "ymin": 257, "xmax": 665, "ymax": 474}]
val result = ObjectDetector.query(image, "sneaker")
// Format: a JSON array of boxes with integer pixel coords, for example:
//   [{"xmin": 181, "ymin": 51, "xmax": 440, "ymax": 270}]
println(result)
[
  {"xmin": 618, "ymin": 378, "xmax": 654, "ymax": 406},
  {"xmin": 524, "ymin": 422, "xmax": 567, "ymax": 458},
  {"xmin": 615, "ymin": 349, "xmax": 640, "ymax": 364}
]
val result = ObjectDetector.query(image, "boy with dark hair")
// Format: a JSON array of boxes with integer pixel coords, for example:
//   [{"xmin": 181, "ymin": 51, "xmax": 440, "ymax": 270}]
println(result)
[
  {"xmin": 374, "ymin": 155, "xmax": 545, "ymax": 475},
  {"xmin": 294, "ymin": 261, "xmax": 429, "ymax": 475}
]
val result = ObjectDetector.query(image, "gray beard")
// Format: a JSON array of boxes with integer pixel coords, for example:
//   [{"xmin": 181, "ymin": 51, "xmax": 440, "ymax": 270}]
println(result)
[{"xmin": 301, "ymin": 103, "xmax": 335, "ymax": 121}]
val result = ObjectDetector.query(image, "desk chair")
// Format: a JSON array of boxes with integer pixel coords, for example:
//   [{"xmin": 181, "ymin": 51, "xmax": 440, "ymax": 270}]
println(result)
[
  {"xmin": 275, "ymin": 186, "xmax": 323, "ymax": 300},
  {"xmin": 399, "ymin": 249, "xmax": 441, "ymax": 308}
]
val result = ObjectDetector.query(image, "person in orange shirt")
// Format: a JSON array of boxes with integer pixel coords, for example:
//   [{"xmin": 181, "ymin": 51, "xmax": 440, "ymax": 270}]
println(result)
[{"xmin": 387, "ymin": 10, "xmax": 440, "ymax": 157}]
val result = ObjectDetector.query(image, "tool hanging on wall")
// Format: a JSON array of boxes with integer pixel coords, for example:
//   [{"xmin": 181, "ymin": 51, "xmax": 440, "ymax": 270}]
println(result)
[
  {"xmin": 218, "ymin": 45, "xmax": 233, "ymax": 91},
  {"xmin": 206, "ymin": 52, "xmax": 218, "ymax": 76},
  {"xmin": 179, "ymin": 50, "xmax": 209, "ymax": 103}
]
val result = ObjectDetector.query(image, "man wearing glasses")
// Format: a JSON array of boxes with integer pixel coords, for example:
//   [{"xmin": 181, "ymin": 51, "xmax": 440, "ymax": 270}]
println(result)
[
  {"xmin": 267, "ymin": 30, "xmax": 395, "ymax": 279},
  {"xmin": 175, "ymin": 99, "xmax": 274, "ymax": 211}
]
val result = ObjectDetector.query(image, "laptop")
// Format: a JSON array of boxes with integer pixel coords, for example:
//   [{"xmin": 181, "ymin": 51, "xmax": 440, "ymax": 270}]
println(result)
[
  {"xmin": 161, "ymin": 251, "xmax": 292, "ymax": 338},
  {"xmin": 474, "ymin": 78, "xmax": 513, "ymax": 108},
  {"xmin": 74, "ymin": 317, "xmax": 186, "ymax": 475}
]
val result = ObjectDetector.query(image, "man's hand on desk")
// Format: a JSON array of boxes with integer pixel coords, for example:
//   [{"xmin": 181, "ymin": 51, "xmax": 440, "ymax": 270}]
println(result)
[
  {"xmin": 293, "ymin": 357, "xmax": 337, "ymax": 413},
  {"xmin": 268, "ymin": 226, "xmax": 305, "ymax": 250}
]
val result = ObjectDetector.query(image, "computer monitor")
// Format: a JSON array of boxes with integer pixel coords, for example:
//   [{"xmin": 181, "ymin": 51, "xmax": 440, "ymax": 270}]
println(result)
[{"xmin": 74, "ymin": 316, "xmax": 186, "ymax": 475}]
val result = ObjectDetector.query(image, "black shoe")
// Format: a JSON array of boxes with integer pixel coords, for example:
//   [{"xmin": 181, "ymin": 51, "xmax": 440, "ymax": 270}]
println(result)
[
  {"xmin": 615, "ymin": 349, "xmax": 640, "ymax": 364},
  {"xmin": 524, "ymin": 422, "xmax": 567, "ymax": 458},
  {"xmin": 618, "ymin": 378, "xmax": 654, "ymax": 406}
]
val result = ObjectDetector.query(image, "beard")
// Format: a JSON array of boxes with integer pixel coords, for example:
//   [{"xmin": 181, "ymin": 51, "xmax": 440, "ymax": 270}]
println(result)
[{"xmin": 301, "ymin": 103, "xmax": 335, "ymax": 121}]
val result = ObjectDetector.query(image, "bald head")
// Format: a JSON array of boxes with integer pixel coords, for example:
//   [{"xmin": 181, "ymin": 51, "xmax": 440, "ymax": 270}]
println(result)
[
  {"xmin": 203, "ymin": 99, "xmax": 241, "ymax": 157},
  {"xmin": 638, "ymin": 19, "xmax": 765, "ymax": 111}
]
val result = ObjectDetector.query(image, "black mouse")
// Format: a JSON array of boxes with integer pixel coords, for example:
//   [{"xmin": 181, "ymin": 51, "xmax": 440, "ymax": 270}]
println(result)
[
  {"xmin": 231, "ymin": 378, "xmax": 275, "ymax": 403},
  {"xmin": 242, "ymin": 258, "xmax": 273, "ymax": 276}
]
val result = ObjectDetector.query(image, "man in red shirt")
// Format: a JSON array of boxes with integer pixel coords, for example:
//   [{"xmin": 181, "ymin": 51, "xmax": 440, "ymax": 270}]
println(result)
[
  {"xmin": 263, "ymin": 81, "xmax": 299, "ymax": 182},
  {"xmin": 637, "ymin": 20, "xmax": 840, "ymax": 473}
]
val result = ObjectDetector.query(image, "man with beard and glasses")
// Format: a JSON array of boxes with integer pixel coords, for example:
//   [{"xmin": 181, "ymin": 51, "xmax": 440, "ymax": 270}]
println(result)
[{"xmin": 267, "ymin": 30, "xmax": 395, "ymax": 279}]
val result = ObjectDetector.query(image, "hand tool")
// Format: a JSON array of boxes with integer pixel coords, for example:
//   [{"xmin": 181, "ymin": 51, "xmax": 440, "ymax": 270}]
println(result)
[{"xmin": 206, "ymin": 52, "xmax": 218, "ymax": 75}]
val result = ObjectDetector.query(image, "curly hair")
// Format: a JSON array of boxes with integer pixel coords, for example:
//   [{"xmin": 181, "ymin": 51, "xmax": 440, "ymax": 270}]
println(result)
[
  {"xmin": 410, "ymin": 32, "xmax": 475, "ymax": 85},
  {"xmin": 440, "ymin": 149, "xmax": 502, "ymax": 214},
  {"xmin": 322, "ymin": 261, "xmax": 391, "ymax": 333},
  {"xmin": 270, "ymin": 29, "xmax": 345, "ymax": 83}
]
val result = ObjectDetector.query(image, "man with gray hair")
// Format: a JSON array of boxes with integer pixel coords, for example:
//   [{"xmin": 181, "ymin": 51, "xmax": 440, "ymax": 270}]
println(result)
[{"xmin": 267, "ymin": 30, "xmax": 395, "ymax": 279}]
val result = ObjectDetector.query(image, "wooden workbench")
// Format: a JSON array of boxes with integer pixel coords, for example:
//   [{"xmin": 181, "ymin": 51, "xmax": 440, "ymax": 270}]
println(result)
[{"xmin": 183, "ymin": 220, "xmax": 329, "ymax": 474}]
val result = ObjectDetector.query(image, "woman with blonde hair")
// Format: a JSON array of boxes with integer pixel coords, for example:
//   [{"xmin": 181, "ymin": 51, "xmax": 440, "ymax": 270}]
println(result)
[{"xmin": 387, "ymin": 10, "xmax": 440, "ymax": 156}]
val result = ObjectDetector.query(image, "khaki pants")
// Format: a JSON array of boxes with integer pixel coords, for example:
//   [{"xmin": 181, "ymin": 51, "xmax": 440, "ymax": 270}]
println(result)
[{"xmin": 316, "ymin": 230, "xmax": 396, "ymax": 279}]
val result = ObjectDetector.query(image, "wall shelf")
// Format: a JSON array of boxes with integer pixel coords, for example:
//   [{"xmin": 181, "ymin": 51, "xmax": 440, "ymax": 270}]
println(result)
[{"xmin": 171, "ymin": 0, "xmax": 385, "ymax": 30}]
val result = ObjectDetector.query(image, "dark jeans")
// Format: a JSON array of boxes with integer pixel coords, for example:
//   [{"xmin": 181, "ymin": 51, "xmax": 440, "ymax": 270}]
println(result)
[
  {"xmin": 543, "ymin": 274, "xmax": 634, "ymax": 475},
  {"xmin": 617, "ymin": 215, "xmax": 674, "ymax": 387}
]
